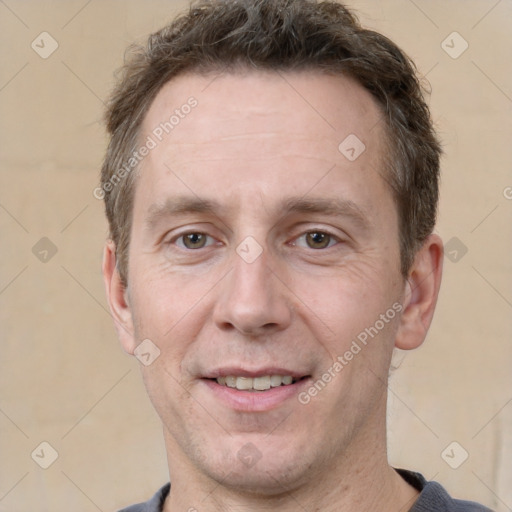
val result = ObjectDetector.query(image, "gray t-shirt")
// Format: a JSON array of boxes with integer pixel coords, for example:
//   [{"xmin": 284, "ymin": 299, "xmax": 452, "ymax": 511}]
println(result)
[{"xmin": 118, "ymin": 470, "xmax": 494, "ymax": 511}]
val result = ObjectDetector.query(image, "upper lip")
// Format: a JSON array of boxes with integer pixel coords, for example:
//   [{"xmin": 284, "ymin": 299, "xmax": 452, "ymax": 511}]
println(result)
[{"xmin": 202, "ymin": 367, "xmax": 309, "ymax": 379}]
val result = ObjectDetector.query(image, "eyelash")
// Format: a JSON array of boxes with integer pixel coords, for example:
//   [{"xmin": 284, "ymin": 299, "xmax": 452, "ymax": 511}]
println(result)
[
  {"xmin": 168, "ymin": 229, "xmax": 342, "ymax": 250},
  {"xmin": 291, "ymin": 231, "xmax": 340, "ymax": 249},
  {"xmin": 172, "ymin": 232, "xmax": 217, "ymax": 249}
]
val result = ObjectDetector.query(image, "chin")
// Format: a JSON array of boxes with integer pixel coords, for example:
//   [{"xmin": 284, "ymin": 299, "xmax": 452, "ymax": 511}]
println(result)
[{"xmin": 195, "ymin": 436, "xmax": 316, "ymax": 496}]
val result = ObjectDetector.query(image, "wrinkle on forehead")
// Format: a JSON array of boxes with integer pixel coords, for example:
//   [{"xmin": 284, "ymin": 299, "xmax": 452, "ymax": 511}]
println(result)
[
  {"xmin": 133, "ymin": 69, "xmax": 393, "ymax": 233},
  {"xmin": 142, "ymin": 69, "xmax": 384, "ymax": 145}
]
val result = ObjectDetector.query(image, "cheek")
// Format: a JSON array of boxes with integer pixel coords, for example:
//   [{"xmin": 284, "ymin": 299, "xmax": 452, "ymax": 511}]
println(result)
[
  {"xmin": 296, "ymin": 261, "xmax": 397, "ymax": 331},
  {"xmin": 128, "ymin": 273, "xmax": 219, "ymax": 393},
  {"xmin": 127, "ymin": 259, "xmax": 212, "ymax": 337},
  {"xmin": 292, "ymin": 267, "xmax": 403, "ymax": 391}
]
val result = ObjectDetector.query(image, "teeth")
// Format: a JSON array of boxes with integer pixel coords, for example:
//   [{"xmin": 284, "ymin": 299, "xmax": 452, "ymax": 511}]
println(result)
[
  {"xmin": 270, "ymin": 375, "xmax": 282, "ymax": 387},
  {"xmin": 253, "ymin": 376, "xmax": 271, "ymax": 391},
  {"xmin": 215, "ymin": 375, "xmax": 296, "ymax": 391},
  {"xmin": 236, "ymin": 377, "xmax": 253, "ymax": 390}
]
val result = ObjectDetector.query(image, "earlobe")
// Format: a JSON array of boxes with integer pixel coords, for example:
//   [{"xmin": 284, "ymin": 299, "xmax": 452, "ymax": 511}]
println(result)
[
  {"xmin": 102, "ymin": 240, "xmax": 137, "ymax": 354},
  {"xmin": 395, "ymin": 234, "xmax": 443, "ymax": 350}
]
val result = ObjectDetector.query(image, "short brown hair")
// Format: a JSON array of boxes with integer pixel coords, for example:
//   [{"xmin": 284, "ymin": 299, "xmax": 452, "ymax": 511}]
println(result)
[{"xmin": 101, "ymin": 0, "xmax": 441, "ymax": 285}]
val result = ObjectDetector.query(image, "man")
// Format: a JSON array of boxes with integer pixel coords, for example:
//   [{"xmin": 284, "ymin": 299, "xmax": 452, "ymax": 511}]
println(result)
[{"xmin": 100, "ymin": 1, "xmax": 492, "ymax": 510}]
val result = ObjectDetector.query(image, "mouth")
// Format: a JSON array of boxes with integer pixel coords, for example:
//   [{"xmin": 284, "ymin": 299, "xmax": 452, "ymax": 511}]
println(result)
[
  {"xmin": 200, "ymin": 368, "xmax": 311, "ymax": 411},
  {"xmin": 209, "ymin": 375, "xmax": 307, "ymax": 391}
]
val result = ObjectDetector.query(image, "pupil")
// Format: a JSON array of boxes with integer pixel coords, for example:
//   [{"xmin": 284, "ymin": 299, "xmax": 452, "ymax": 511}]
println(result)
[
  {"xmin": 308, "ymin": 232, "xmax": 328, "ymax": 248},
  {"xmin": 186, "ymin": 233, "xmax": 205, "ymax": 248}
]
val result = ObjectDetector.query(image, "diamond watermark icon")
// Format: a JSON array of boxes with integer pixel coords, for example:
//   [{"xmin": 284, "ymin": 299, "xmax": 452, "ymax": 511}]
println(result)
[
  {"xmin": 32, "ymin": 237, "xmax": 58, "ymax": 263},
  {"xmin": 441, "ymin": 441, "xmax": 469, "ymax": 469},
  {"xmin": 31, "ymin": 32, "xmax": 59, "ymax": 59},
  {"xmin": 338, "ymin": 134, "xmax": 366, "ymax": 161},
  {"xmin": 237, "ymin": 442, "xmax": 262, "ymax": 468},
  {"xmin": 134, "ymin": 339, "xmax": 161, "ymax": 366},
  {"xmin": 31, "ymin": 441, "xmax": 59, "ymax": 469},
  {"xmin": 444, "ymin": 237, "xmax": 468, "ymax": 263},
  {"xmin": 441, "ymin": 32, "xmax": 468, "ymax": 60},
  {"xmin": 236, "ymin": 236, "xmax": 263, "ymax": 264}
]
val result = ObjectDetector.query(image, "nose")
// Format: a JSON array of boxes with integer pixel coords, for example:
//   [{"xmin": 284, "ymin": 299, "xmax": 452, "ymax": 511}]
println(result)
[{"xmin": 212, "ymin": 247, "xmax": 292, "ymax": 337}]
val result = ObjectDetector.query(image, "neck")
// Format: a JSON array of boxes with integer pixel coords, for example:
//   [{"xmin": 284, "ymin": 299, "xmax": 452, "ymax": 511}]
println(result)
[{"xmin": 162, "ymin": 403, "xmax": 419, "ymax": 512}]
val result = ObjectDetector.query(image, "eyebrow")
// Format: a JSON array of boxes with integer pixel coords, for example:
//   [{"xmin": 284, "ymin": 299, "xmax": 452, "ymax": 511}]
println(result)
[
  {"xmin": 281, "ymin": 197, "xmax": 371, "ymax": 230},
  {"xmin": 144, "ymin": 195, "xmax": 370, "ymax": 232},
  {"xmin": 145, "ymin": 196, "xmax": 223, "ymax": 232}
]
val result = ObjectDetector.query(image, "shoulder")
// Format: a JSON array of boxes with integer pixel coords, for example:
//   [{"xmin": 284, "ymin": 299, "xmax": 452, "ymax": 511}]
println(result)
[
  {"xmin": 414, "ymin": 480, "xmax": 494, "ymax": 511},
  {"xmin": 116, "ymin": 483, "xmax": 170, "ymax": 512},
  {"xmin": 397, "ymin": 470, "xmax": 494, "ymax": 512}
]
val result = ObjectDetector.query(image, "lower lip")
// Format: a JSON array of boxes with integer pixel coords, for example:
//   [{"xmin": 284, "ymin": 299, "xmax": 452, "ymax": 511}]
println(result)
[{"xmin": 202, "ymin": 378, "xmax": 310, "ymax": 412}]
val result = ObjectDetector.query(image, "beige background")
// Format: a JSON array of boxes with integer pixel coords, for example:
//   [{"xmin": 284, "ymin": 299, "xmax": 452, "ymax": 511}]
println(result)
[{"xmin": 1, "ymin": 1, "xmax": 511, "ymax": 511}]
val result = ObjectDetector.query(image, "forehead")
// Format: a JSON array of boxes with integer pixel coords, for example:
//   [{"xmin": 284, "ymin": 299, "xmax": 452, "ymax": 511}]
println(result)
[
  {"xmin": 142, "ymin": 69, "xmax": 383, "ymax": 158},
  {"xmin": 136, "ymin": 69, "xmax": 389, "ymax": 213}
]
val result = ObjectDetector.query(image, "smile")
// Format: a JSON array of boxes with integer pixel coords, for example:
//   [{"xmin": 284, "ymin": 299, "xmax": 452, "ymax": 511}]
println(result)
[{"xmin": 215, "ymin": 375, "xmax": 299, "ymax": 391}]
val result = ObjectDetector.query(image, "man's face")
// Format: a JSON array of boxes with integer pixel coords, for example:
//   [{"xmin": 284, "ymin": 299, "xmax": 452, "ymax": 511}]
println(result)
[{"xmin": 123, "ymin": 70, "xmax": 407, "ymax": 492}]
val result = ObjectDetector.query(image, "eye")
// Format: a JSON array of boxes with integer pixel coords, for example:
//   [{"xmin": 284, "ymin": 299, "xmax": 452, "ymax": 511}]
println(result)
[
  {"xmin": 294, "ymin": 231, "xmax": 338, "ymax": 249},
  {"xmin": 175, "ymin": 232, "xmax": 215, "ymax": 249}
]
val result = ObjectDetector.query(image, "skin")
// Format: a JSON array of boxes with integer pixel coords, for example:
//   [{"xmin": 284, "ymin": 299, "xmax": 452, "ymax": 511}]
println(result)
[{"xmin": 103, "ymin": 70, "xmax": 443, "ymax": 512}]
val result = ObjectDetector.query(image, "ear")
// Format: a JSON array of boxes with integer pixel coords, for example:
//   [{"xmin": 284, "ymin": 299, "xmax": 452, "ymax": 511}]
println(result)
[
  {"xmin": 395, "ymin": 234, "xmax": 443, "ymax": 350},
  {"xmin": 102, "ymin": 240, "xmax": 137, "ymax": 354}
]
